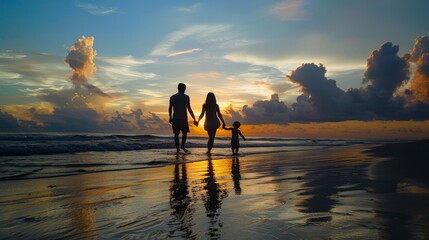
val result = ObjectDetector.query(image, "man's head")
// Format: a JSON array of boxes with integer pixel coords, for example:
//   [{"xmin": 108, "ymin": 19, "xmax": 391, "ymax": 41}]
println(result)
[{"xmin": 178, "ymin": 83, "xmax": 186, "ymax": 93}]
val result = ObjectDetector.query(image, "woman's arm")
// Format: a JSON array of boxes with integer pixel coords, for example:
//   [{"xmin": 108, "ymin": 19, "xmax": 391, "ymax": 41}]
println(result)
[
  {"xmin": 216, "ymin": 104, "xmax": 226, "ymax": 127},
  {"xmin": 197, "ymin": 104, "xmax": 206, "ymax": 122}
]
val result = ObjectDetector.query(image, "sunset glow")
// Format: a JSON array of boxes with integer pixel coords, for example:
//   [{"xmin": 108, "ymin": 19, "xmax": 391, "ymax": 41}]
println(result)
[{"xmin": 1, "ymin": 1, "xmax": 429, "ymax": 138}]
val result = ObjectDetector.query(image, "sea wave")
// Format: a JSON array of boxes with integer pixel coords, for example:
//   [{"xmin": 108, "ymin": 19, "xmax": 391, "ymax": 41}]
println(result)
[{"xmin": 0, "ymin": 133, "xmax": 384, "ymax": 156}]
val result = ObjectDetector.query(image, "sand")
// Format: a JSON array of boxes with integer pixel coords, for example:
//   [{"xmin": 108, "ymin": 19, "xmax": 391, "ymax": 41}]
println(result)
[{"xmin": 1, "ymin": 142, "xmax": 429, "ymax": 239}]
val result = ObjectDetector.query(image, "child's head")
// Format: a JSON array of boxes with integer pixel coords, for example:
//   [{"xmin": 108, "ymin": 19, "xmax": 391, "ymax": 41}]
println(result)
[{"xmin": 233, "ymin": 121, "xmax": 241, "ymax": 128}]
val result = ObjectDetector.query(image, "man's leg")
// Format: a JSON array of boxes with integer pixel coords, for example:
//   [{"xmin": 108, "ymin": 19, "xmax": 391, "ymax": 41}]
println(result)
[
  {"xmin": 181, "ymin": 132, "xmax": 188, "ymax": 152},
  {"xmin": 174, "ymin": 132, "xmax": 180, "ymax": 152}
]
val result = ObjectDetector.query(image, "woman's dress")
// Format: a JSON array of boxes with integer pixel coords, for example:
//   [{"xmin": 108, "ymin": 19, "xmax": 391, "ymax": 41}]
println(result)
[{"xmin": 204, "ymin": 104, "xmax": 220, "ymax": 131}]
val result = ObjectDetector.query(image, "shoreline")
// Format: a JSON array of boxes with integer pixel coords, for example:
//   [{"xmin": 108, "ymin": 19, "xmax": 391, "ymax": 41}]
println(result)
[{"xmin": 0, "ymin": 145, "xmax": 338, "ymax": 181}]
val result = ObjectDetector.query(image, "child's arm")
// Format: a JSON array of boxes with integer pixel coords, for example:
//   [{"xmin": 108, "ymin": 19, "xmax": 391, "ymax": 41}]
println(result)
[
  {"xmin": 223, "ymin": 126, "xmax": 233, "ymax": 130},
  {"xmin": 238, "ymin": 130, "xmax": 246, "ymax": 141}
]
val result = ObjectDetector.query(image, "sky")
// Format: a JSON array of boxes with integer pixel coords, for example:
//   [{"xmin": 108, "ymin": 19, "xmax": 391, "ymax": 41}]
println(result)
[{"xmin": 1, "ymin": 0, "xmax": 429, "ymax": 138}]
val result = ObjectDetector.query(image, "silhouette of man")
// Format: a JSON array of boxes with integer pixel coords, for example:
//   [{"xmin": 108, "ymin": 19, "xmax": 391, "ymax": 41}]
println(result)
[{"xmin": 169, "ymin": 83, "xmax": 197, "ymax": 153}]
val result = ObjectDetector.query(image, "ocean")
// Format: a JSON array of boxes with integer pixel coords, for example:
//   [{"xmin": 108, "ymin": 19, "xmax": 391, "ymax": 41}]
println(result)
[{"xmin": 0, "ymin": 133, "xmax": 392, "ymax": 180}]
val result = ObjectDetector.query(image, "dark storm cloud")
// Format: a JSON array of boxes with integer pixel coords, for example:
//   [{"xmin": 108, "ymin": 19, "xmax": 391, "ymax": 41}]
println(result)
[
  {"xmin": 144, "ymin": 112, "xmax": 170, "ymax": 130},
  {"xmin": 362, "ymin": 42, "xmax": 409, "ymax": 100},
  {"xmin": 288, "ymin": 63, "xmax": 345, "ymax": 117},
  {"xmin": 0, "ymin": 111, "xmax": 21, "ymax": 130},
  {"xmin": 106, "ymin": 109, "xmax": 169, "ymax": 131},
  {"xmin": 227, "ymin": 37, "xmax": 429, "ymax": 124},
  {"xmin": 19, "ymin": 88, "xmax": 169, "ymax": 132},
  {"xmin": 225, "ymin": 94, "xmax": 291, "ymax": 124},
  {"xmin": 29, "ymin": 89, "xmax": 103, "ymax": 132}
]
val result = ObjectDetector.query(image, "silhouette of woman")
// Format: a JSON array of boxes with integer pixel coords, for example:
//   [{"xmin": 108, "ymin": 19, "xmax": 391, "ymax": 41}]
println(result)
[{"xmin": 196, "ymin": 92, "xmax": 226, "ymax": 154}]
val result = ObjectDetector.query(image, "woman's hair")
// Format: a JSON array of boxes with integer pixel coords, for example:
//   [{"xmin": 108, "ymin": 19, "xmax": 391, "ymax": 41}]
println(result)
[{"xmin": 205, "ymin": 92, "xmax": 217, "ymax": 111}]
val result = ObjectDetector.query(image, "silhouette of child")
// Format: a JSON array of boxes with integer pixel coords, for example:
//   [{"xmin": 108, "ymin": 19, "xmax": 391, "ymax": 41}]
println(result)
[{"xmin": 223, "ymin": 121, "xmax": 246, "ymax": 156}]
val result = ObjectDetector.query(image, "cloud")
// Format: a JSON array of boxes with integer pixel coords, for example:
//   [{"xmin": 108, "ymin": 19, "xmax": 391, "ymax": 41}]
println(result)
[
  {"xmin": 32, "ymin": 90, "xmax": 102, "ymax": 132},
  {"xmin": 76, "ymin": 3, "xmax": 116, "ymax": 15},
  {"xmin": 168, "ymin": 48, "xmax": 202, "ymax": 57},
  {"xmin": 225, "ymin": 94, "xmax": 291, "ymax": 124},
  {"xmin": 99, "ymin": 66, "xmax": 158, "ymax": 81},
  {"xmin": 288, "ymin": 63, "xmax": 344, "ymax": 115},
  {"xmin": 0, "ymin": 110, "xmax": 21, "ymax": 130},
  {"xmin": 224, "ymin": 52, "xmax": 365, "ymax": 73},
  {"xmin": 0, "ymin": 52, "xmax": 27, "ymax": 59},
  {"xmin": 271, "ymin": 0, "xmax": 307, "ymax": 21},
  {"xmin": 106, "ymin": 109, "xmax": 169, "ymax": 131},
  {"xmin": 188, "ymin": 71, "xmax": 222, "ymax": 80},
  {"xmin": 150, "ymin": 24, "xmax": 231, "ymax": 56},
  {"xmin": 408, "ymin": 36, "xmax": 429, "ymax": 103},
  {"xmin": 137, "ymin": 89, "xmax": 165, "ymax": 98},
  {"xmin": 176, "ymin": 3, "xmax": 201, "ymax": 13},
  {"xmin": 0, "ymin": 71, "xmax": 21, "ymax": 79},
  {"xmin": 362, "ymin": 42, "xmax": 409, "ymax": 100},
  {"xmin": 65, "ymin": 36, "xmax": 110, "ymax": 97},
  {"xmin": 0, "ymin": 35, "xmax": 171, "ymax": 133},
  {"xmin": 96, "ymin": 55, "xmax": 158, "ymax": 83},
  {"xmin": 65, "ymin": 36, "xmax": 97, "ymax": 86},
  {"xmin": 0, "ymin": 51, "xmax": 69, "ymax": 87},
  {"xmin": 97, "ymin": 56, "xmax": 156, "ymax": 66},
  {"xmin": 20, "ymin": 88, "xmax": 169, "ymax": 132},
  {"xmin": 0, "ymin": 50, "xmax": 156, "ymax": 98},
  {"xmin": 225, "ymin": 37, "xmax": 429, "ymax": 124}
]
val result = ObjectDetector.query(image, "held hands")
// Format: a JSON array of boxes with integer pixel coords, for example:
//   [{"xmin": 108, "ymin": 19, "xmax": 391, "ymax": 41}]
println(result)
[
  {"xmin": 222, "ymin": 123, "xmax": 226, "ymax": 129},
  {"xmin": 194, "ymin": 120, "xmax": 199, "ymax": 126},
  {"xmin": 169, "ymin": 118, "xmax": 172, "ymax": 124}
]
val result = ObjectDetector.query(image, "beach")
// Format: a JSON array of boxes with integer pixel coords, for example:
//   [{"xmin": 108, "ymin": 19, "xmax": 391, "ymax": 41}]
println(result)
[{"xmin": 1, "ymin": 138, "xmax": 429, "ymax": 239}]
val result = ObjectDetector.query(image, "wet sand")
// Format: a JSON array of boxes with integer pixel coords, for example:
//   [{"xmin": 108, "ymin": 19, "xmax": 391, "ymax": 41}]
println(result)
[{"xmin": 1, "ymin": 143, "xmax": 429, "ymax": 239}]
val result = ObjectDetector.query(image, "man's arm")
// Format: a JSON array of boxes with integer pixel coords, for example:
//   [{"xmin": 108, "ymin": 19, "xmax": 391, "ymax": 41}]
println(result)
[
  {"xmin": 187, "ymin": 106, "xmax": 196, "ymax": 121},
  {"xmin": 168, "ymin": 98, "xmax": 173, "ymax": 124},
  {"xmin": 186, "ymin": 96, "xmax": 196, "ymax": 121}
]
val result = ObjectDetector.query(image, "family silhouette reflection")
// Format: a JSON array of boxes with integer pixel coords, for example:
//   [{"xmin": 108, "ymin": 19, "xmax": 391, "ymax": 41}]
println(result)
[
  {"xmin": 168, "ymin": 154, "xmax": 194, "ymax": 238},
  {"xmin": 203, "ymin": 156, "xmax": 228, "ymax": 217},
  {"xmin": 203, "ymin": 155, "xmax": 228, "ymax": 239},
  {"xmin": 168, "ymin": 154, "xmax": 243, "ymax": 238}
]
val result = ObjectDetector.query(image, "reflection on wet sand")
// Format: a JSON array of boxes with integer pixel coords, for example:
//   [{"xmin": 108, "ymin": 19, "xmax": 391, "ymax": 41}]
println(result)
[
  {"xmin": 371, "ymin": 162, "xmax": 429, "ymax": 240},
  {"xmin": 2, "ymin": 145, "xmax": 429, "ymax": 239},
  {"xmin": 66, "ymin": 175, "xmax": 97, "ymax": 239},
  {"xmin": 168, "ymin": 154, "xmax": 234, "ymax": 239},
  {"xmin": 168, "ymin": 154, "xmax": 194, "ymax": 238},
  {"xmin": 231, "ymin": 157, "xmax": 241, "ymax": 195},
  {"xmin": 297, "ymin": 163, "xmax": 369, "ymax": 223},
  {"xmin": 202, "ymin": 156, "xmax": 228, "ymax": 239}
]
